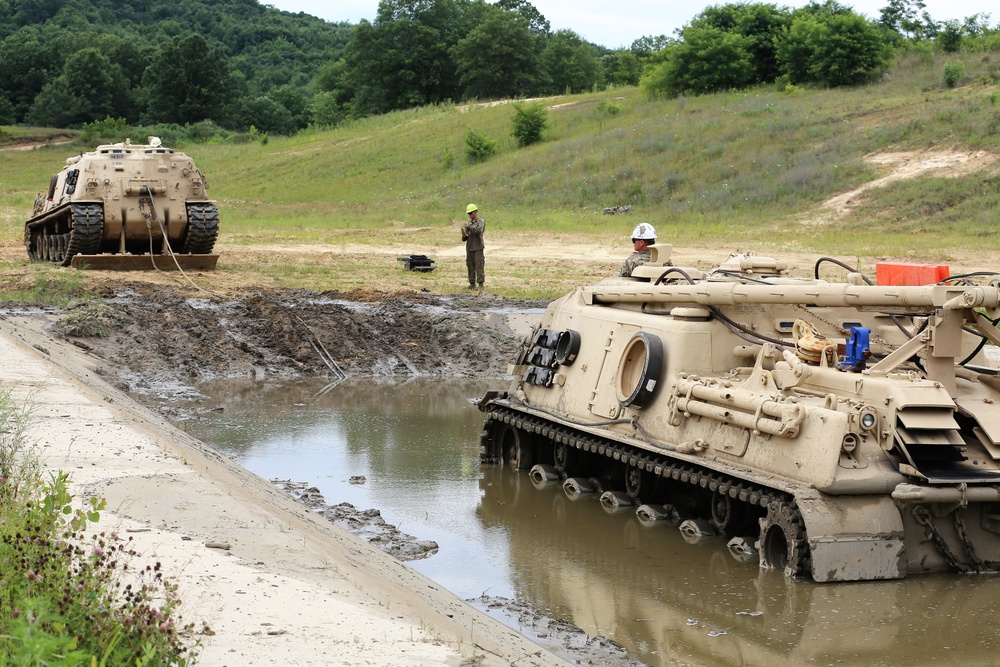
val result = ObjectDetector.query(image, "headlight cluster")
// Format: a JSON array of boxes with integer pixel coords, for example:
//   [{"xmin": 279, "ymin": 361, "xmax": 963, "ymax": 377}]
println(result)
[{"xmin": 522, "ymin": 328, "xmax": 580, "ymax": 387}]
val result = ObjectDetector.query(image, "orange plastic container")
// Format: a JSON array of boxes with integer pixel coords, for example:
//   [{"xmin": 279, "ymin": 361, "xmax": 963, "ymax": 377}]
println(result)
[{"xmin": 875, "ymin": 262, "xmax": 950, "ymax": 286}]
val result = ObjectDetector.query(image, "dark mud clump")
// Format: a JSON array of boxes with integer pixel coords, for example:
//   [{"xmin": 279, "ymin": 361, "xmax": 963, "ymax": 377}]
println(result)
[
  {"xmin": 61, "ymin": 282, "xmax": 545, "ymax": 398},
  {"xmin": 469, "ymin": 595, "xmax": 649, "ymax": 667},
  {"xmin": 272, "ymin": 480, "xmax": 439, "ymax": 561}
]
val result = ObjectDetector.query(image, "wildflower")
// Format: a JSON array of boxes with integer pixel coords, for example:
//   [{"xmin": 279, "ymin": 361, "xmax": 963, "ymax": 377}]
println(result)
[
  {"xmin": 76, "ymin": 583, "xmax": 84, "ymax": 591},
  {"xmin": 12, "ymin": 608, "xmax": 19, "ymax": 618},
  {"xmin": 93, "ymin": 546, "xmax": 104, "ymax": 556},
  {"xmin": 27, "ymin": 570, "xmax": 37, "ymax": 580}
]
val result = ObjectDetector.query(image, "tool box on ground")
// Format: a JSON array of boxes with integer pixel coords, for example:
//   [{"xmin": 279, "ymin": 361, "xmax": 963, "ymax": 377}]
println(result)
[{"xmin": 398, "ymin": 254, "xmax": 436, "ymax": 272}]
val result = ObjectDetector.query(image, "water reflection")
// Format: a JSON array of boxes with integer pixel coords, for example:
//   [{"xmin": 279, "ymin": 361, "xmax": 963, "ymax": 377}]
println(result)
[
  {"xmin": 479, "ymin": 465, "xmax": 1000, "ymax": 667},
  {"xmin": 176, "ymin": 378, "xmax": 1000, "ymax": 667},
  {"xmin": 177, "ymin": 377, "xmax": 516, "ymax": 600}
]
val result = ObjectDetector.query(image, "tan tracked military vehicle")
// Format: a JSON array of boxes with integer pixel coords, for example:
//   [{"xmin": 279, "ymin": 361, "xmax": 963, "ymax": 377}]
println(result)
[
  {"xmin": 478, "ymin": 246, "xmax": 1000, "ymax": 582},
  {"xmin": 24, "ymin": 138, "xmax": 219, "ymax": 269}
]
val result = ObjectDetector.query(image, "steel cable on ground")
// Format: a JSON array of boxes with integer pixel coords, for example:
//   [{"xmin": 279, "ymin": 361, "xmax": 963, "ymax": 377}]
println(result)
[{"xmin": 142, "ymin": 185, "xmax": 222, "ymax": 298}]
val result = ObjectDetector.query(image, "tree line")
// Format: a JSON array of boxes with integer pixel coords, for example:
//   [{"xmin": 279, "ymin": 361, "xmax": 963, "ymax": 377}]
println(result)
[{"xmin": 0, "ymin": 0, "xmax": 995, "ymax": 138}]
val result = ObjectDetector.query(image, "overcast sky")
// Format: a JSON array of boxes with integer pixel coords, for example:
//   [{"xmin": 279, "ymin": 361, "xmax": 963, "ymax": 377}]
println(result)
[{"xmin": 266, "ymin": 0, "xmax": 993, "ymax": 48}]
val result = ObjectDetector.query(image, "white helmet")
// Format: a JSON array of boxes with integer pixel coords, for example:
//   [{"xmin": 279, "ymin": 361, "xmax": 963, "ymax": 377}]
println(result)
[{"xmin": 631, "ymin": 222, "xmax": 656, "ymax": 241}]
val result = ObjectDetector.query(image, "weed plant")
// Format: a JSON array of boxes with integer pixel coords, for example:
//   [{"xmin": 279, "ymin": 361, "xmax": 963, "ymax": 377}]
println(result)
[{"xmin": 0, "ymin": 387, "xmax": 199, "ymax": 665}]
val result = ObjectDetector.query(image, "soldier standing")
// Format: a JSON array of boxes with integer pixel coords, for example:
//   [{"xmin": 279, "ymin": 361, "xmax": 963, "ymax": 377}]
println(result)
[{"xmin": 462, "ymin": 203, "xmax": 485, "ymax": 290}]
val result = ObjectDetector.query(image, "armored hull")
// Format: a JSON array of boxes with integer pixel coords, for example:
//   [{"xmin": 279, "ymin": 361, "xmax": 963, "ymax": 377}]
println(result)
[
  {"xmin": 24, "ymin": 139, "xmax": 219, "ymax": 269},
  {"xmin": 478, "ymin": 246, "xmax": 1000, "ymax": 582}
]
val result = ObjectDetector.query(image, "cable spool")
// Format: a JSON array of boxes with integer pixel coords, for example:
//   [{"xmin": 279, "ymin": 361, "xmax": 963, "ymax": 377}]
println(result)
[{"xmin": 793, "ymin": 319, "xmax": 829, "ymax": 365}]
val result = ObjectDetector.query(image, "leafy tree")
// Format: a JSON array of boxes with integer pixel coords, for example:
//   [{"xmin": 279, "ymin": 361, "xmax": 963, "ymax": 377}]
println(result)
[
  {"xmin": 493, "ymin": 0, "xmax": 550, "ymax": 36},
  {"xmin": 937, "ymin": 19, "xmax": 962, "ymax": 52},
  {"xmin": 0, "ymin": 29, "xmax": 59, "ymax": 121},
  {"xmin": 806, "ymin": 13, "xmax": 892, "ymax": 86},
  {"xmin": 345, "ymin": 0, "xmax": 463, "ymax": 115},
  {"xmin": 241, "ymin": 95, "xmax": 295, "ymax": 135},
  {"xmin": 511, "ymin": 100, "xmax": 547, "ymax": 146},
  {"xmin": 779, "ymin": 11, "xmax": 892, "ymax": 87},
  {"xmin": 799, "ymin": 0, "xmax": 855, "ymax": 17},
  {"xmin": 9, "ymin": 0, "xmax": 63, "ymax": 26},
  {"xmin": 311, "ymin": 59, "xmax": 354, "ymax": 124},
  {"xmin": 141, "ymin": 34, "xmax": 232, "ymax": 125},
  {"xmin": 308, "ymin": 90, "xmax": 347, "ymax": 128},
  {"xmin": 269, "ymin": 84, "xmax": 309, "ymax": 129},
  {"xmin": 690, "ymin": 3, "xmax": 792, "ymax": 83},
  {"xmin": 618, "ymin": 51, "xmax": 642, "ymax": 85},
  {"xmin": 641, "ymin": 26, "xmax": 753, "ymax": 98},
  {"xmin": 776, "ymin": 15, "xmax": 819, "ymax": 84},
  {"xmin": 453, "ymin": 7, "xmax": 540, "ymax": 99},
  {"xmin": 0, "ymin": 95, "xmax": 14, "ymax": 124},
  {"xmin": 89, "ymin": 33, "xmax": 151, "ymax": 93},
  {"xmin": 314, "ymin": 59, "xmax": 350, "ymax": 94},
  {"xmin": 26, "ymin": 48, "xmax": 126, "ymax": 127},
  {"xmin": 630, "ymin": 34, "xmax": 672, "ymax": 57},
  {"xmin": 962, "ymin": 13, "xmax": 992, "ymax": 38},
  {"xmin": 878, "ymin": 0, "xmax": 927, "ymax": 38},
  {"xmin": 540, "ymin": 29, "xmax": 602, "ymax": 94}
]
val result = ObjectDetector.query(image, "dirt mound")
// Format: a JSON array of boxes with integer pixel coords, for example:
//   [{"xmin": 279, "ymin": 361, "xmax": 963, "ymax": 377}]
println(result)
[{"xmin": 61, "ymin": 282, "xmax": 540, "ymax": 398}]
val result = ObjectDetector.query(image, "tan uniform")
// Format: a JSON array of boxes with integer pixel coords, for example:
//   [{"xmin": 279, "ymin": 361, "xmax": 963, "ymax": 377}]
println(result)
[{"xmin": 462, "ymin": 215, "xmax": 485, "ymax": 287}]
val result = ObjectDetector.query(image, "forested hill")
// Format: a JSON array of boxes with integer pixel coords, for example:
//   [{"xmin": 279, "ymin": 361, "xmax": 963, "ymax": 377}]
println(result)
[
  {"xmin": 2, "ymin": 0, "xmax": 994, "ymax": 141},
  {"xmin": 0, "ymin": 0, "xmax": 624, "ymax": 137},
  {"xmin": 0, "ymin": 0, "xmax": 354, "ymax": 132}
]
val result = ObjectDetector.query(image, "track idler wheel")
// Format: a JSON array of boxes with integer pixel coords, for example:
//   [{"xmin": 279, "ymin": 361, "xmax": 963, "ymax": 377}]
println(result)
[
  {"xmin": 624, "ymin": 463, "xmax": 649, "ymax": 500},
  {"xmin": 498, "ymin": 424, "xmax": 534, "ymax": 471},
  {"xmin": 758, "ymin": 500, "xmax": 811, "ymax": 578},
  {"xmin": 710, "ymin": 492, "xmax": 755, "ymax": 536},
  {"xmin": 552, "ymin": 441, "xmax": 576, "ymax": 473}
]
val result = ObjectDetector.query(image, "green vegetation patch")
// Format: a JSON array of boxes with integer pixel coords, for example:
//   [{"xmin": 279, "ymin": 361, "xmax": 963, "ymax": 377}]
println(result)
[{"xmin": 0, "ymin": 387, "xmax": 200, "ymax": 665}]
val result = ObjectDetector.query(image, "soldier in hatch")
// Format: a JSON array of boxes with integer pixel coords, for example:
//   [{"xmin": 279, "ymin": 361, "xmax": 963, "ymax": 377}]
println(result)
[{"xmin": 620, "ymin": 222, "xmax": 656, "ymax": 277}]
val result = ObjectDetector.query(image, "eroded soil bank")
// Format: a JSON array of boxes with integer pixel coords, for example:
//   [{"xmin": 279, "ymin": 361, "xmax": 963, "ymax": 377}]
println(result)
[{"xmin": 48, "ymin": 283, "xmax": 545, "ymax": 399}]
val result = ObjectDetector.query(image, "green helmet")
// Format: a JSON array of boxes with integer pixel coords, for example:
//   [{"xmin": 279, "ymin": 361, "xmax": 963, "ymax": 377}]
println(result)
[{"xmin": 466, "ymin": 204, "xmax": 478, "ymax": 214}]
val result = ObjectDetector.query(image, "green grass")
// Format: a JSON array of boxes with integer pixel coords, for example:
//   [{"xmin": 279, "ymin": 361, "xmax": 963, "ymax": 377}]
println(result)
[{"xmin": 2, "ymin": 49, "xmax": 999, "ymax": 294}]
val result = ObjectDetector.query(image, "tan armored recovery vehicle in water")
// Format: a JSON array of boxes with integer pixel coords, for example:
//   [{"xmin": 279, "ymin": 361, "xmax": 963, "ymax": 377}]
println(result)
[
  {"xmin": 478, "ymin": 246, "xmax": 1000, "ymax": 582},
  {"xmin": 24, "ymin": 138, "xmax": 219, "ymax": 269}
]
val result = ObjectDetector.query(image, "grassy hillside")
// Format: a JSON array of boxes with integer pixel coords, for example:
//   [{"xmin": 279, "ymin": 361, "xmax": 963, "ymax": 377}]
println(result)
[{"xmin": 2, "ymin": 49, "xmax": 999, "ymax": 295}]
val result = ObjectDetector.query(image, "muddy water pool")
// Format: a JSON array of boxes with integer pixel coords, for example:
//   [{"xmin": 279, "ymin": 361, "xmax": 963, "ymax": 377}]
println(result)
[{"xmin": 170, "ymin": 377, "xmax": 1000, "ymax": 667}]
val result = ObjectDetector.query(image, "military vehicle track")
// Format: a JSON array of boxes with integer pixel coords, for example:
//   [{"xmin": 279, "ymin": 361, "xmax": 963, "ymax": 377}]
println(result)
[
  {"xmin": 480, "ymin": 404, "xmax": 811, "ymax": 576},
  {"xmin": 25, "ymin": 202, "xmax": 104, "ymax": 266}
]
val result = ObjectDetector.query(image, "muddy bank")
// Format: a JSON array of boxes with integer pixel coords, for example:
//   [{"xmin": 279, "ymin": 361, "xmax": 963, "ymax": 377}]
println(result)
[{"xmin": 52, "ymin": 283, "xmax": 545, "ymax": 399}]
